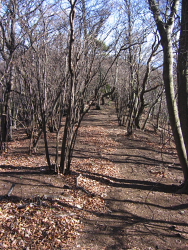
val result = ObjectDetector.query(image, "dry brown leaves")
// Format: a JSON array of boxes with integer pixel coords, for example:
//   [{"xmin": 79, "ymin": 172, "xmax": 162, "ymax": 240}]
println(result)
[
  {"xmin": 1, "ymin": 155, "xmax": 47, "ymax": 170},
  {"xmin": 78, "ymin": 126, "xmax": 119, "ymax": 154},
  {"xmin": 0, "ymin": 198, "xmax": 81, "ymax": 249},
  {"xmin": 0, "ymin": 122, "xmax": 121, "ymax": 249}
]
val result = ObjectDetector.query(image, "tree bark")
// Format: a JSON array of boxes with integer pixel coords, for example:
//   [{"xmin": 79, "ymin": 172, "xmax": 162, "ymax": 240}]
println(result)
[
  {"xmin": 148, "ymin": 0, "xmax": 188, "ymax": 184},
  {"xmin": 59, "ymin": 0, "xmax": 77, "ymax": 175},
  {"xmin": 177, "ymin": 0, "xmax": 188, "ymax": 153}
]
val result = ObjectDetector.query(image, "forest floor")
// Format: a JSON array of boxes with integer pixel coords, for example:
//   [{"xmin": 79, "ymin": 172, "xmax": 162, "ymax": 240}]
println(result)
[{"xmin": 1, "ymin": 103, "xmax": 188, "ymax": 249}]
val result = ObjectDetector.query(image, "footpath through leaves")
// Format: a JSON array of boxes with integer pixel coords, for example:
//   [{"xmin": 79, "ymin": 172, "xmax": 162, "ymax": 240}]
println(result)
[{"xmin": 1, "ymin": 104, "xmax": 188, "ymax": 249}]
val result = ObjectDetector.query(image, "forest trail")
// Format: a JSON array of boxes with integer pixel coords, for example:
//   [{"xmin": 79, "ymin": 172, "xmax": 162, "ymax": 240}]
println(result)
[
  {"xmin": 75, "ymin": 104, "xmax": 188, "ymax": 250},
  {"xmin": 1, "ymin": 104, "xmax": 188, "ymax": 249}
]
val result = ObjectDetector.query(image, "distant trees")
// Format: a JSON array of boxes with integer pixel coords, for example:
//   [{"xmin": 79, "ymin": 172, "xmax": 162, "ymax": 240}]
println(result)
[
  {"xmin": 0, "ymin": 0, "xmax": 114, "ymax": 172},
  {"xmin": 0, "ymin": 0, "xmax": 45, "ymax": 150},
  {"xmin": 112, "ymin": 0, "xmax": 164, "ymax": 134},
  {"xmin": 1, "ymin": 0, "xmax": 186, "ymax": 185},
  {"xmin": 0, "ymin": 0, "xmax": 19, "ymax": 149}
]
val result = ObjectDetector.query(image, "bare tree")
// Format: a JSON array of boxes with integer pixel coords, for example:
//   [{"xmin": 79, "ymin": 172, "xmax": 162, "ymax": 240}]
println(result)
[
  {"xmin": 177, "ymin": 0, "xmax": 188, "ymax": 157},
  {"xmin": 148, "ymin": 0, "xmax": 188, "ymax": 192},
  {"xmin": 0, "ymin": 0, "xmax": 18, "ymax": 150},
  {"xmin": 112, "ymin": 0, "xmax": 164, "ymax": 133},
  {"xmin": 59, "ymin": 0, "xmax": 78, "ymax": 174},
  {"xmin": 56, "ymin": 0, "xmax": 112, "ymax": 174},
  {"xmin": 0, "ymin": 0, "xmax": 44, "ymax": 152},
  {"xmin": 17, "ymin": 2, "xmax": 69, "ymax": 167}
]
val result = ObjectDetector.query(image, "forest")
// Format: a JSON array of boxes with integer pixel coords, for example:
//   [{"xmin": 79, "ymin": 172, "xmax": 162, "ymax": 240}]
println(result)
[{"xmin": 1, "ymin": 0, "xmax": 188, "ymax": 249}]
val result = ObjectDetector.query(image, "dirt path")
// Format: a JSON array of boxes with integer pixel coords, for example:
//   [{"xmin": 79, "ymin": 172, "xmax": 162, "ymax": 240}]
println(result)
[
  {"xmin": 1, "ymin": 104, "xmax": 188, "ymax": 249},
  {"xmin": 75, "ymin": 104, "xmax": 188, "ymax": 250}
]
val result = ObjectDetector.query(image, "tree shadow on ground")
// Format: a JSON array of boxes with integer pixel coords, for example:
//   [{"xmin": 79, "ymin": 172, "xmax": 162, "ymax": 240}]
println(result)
[
  {"xmin": 105, "ymin": 197, "xmax": 188, "ymax": 211},
  {"xmin": 0, "ymin": 164, "xmax": 41, "ymax": 172},
  {"xmin": 0, "ymin": 164, "xmax": 70, "ymax": 200},
  {"xmin": 75, "ymin": 169, "xmax": 180, "ymax": 193},
  {"xmin": 73, "ymin": 166, "xmax": 188, "ymax": 249},
  {"xmin": 0, "ymin": 194, "xmax": 77, "ymax": 211},
  {"xmin": 78, "ymin": 198, "xmax": 188, "ymax": 250},
  {"xmin": 115, "ymin": 135, "xmax": 177, "ymax": 156},
  {"xmin": 73, "ymin": 148, "xmax": 181, "ymax": 172}
]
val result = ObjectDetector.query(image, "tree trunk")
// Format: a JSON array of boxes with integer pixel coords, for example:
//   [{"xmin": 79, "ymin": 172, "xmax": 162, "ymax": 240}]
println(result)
[
  {"xmin": 101, "ymin": 87, "xmax": 115, "ymax": 105},
  {"xmin": 59, "ymin": 107, "xmax": 72, "ymax": 175},
  {"xmin": 177, "ymin": 0, "xmax": 188, "ymax": 153},
  {"xmin": 41, "ymin": 113, "xmax": 51, "ymax": 169},
  {"xmin": 162, "ymin": 35, "xmax": 188, "ymax": 180},
  {"xmin": 59, "ymin": 0, "xmax": 77, "ymax": 175},
  {"xmin": 148, "ymin": 0, "xmax": 188, "ymax": 187}
]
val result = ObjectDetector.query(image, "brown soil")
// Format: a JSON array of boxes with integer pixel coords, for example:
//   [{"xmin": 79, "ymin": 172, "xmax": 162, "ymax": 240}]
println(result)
[{"xmin": 1, "ymin": 103, "xmax": 188, "ymax": 250}]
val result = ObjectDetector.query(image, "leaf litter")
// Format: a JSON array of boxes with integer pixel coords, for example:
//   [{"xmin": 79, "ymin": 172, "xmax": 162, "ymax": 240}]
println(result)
[
  {"xmin": 1, "ymin": 106, "xmax": 187, "ymax": 249},
  {"xmin": 0, "ymin": 116, "xmax": 120, "ymax": 249}
]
